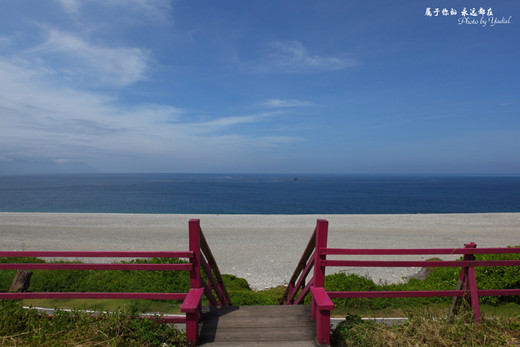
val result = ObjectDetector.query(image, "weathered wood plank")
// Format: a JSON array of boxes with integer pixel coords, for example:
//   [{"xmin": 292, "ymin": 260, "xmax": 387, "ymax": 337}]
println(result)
[
  {"xmin": 202, "ymin": 316, "xmax": 311, "ymax": 329},
  {"xmin": 202, "ymin": 305, "xmax": 311, "ymax": 317},
  {"xmin": 198, "ymin": 305, "xmax": 322, "ymax": 345},
  {"xmin": 200, "ymin": 341, "xmax": 321, "ymax": 347},
  {"xmin": 200, "ymin": 327, "xmax": 315, "ymax": 342}
]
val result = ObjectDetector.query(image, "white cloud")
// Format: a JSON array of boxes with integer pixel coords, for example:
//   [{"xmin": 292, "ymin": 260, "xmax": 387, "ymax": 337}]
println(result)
[
  {"xmin": 194, "ymin": 112, "xmax": 280, "ymax": 129},
  {"xmin": 116, "ymin": 0, "xmax": 173, "ymax": 22},
  {"xmin": 56, "ymin": 0, "xmax": 172, "ymax": 23},
  {"xmin": 0, "ymin": 35, "xmax": 13, "ymax": 48},
  {"xmin": 30, "ymin": 29, "xmax": 149, "ymax": 87},
  {"xmin": 263, "ymin": 99, "xmax": 312, "ymax": 108},
  {"xmin": 270, "ymin": 40, "xmax": 356, "ymax": 70},
  {"xmin": 0, "ymin": 57, "xmax": 299, "ymax": 170},
  {"xmin": 246, "ymin": 40, "xmax": 356, "ymax": 73},
  {"xmin": 56, "ymin": 0, "xmax": 81, "ymax": 16},
  {"xmin": 53, "ymin": 158, "xmax": 71, "ymax": 164},
  {"xmin": 259, "ymin": 136, "xmax": 302, "ymax": 144}
]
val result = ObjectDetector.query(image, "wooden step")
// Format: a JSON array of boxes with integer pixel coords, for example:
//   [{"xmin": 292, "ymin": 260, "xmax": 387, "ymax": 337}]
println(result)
[
  {"xmin": 202, "ymin": 304, "xmax": 312, "ymax": 317},
  {"xmin": 201, "ymin": 315, "xmax": 312, "ymax": 329},
  {"xmin": 198, "ymin": 305, "xmax": 325, "ymax": 346},
  {"xmin": 200, "ymin": 342, "xmax": 321, "ymax": 347},
  {"xmin": 200, "ymin": 326, "xmax": 316, "ymax": 342}
]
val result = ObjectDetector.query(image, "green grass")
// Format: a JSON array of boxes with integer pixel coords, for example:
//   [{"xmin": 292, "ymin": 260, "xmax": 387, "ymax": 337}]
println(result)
[
  {"xmin": 21, "ymin": 298, "xmax": 183, "ymax": 314},
  {"xmin": 321, "ymin": 247, "xmax": 520, "ymax": 311},
  {"xmin": 331, "ymin": 311, "xmax": 520, "ymax": 346},
  {"xmin": 3, "ymin": 252, "xmax": 520, "ymax": 315},
  {"xmin": 0, "ymin": 300, "xmax": 186, "ymax": 346},
  {"xmin": 1, "ymin": 250, "xmax": 519, "ymax": 345}
]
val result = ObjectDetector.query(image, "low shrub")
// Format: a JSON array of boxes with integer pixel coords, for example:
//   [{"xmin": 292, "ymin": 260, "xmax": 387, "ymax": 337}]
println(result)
[
  {"xmin": 222, "ymin": 274, "xmax": 251, "ymax": 291},
  {"xmin": 226, "ymin": 290, "xmax": 278, "ymax": 305},
  {"xmin": 0, "ymin": 257, "xmax": 191, "ymax": 295},
  {"xmin": 2, "ymin": 248, "xmax": 519, "ymax": 311},
  {"xmin": 0, "ymin": 300, "xmax": 186, "ymax": 346},
  {"xmin": 322, "ymin": 246, "xmax": 520, "ymax": 310},
  {"xmin": 330, "ymin": 312, "xmax": 520, "ymax": 346}
]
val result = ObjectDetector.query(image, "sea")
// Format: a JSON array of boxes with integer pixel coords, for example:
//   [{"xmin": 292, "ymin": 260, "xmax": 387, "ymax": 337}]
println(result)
[{"xmin": 0, "ymin": 174, "xmax": 519, "ymax": 214}]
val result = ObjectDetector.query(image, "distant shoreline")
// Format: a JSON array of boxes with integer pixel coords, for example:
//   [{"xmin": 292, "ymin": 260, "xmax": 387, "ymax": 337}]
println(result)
[{"xmin": 1, "ymin": 212, "xmax": 519, "ymax": 289}]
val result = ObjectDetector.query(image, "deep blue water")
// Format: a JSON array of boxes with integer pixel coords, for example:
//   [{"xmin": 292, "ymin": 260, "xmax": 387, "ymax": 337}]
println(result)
[{"xmin": 0, "ymin": 174, "xmax": 519, "ymax": 214}]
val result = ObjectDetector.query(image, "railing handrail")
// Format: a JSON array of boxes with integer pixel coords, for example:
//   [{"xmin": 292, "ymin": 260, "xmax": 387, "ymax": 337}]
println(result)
[
  {"xmin": 288, "ymin": 228, "xmax": 317, "ymax": 285},
  {"xmin": 0, "ymin": 250, "xmax": 194, "ymax": 336},
  {"xmin": 280, "ymin": 227, "xmax": 316, "ymax": 305},
  {"xmin": 200, "ymin": 227, "xmax": 232, "ymax": 306},
  {"xmin": 283, "ymin": 219, "xmax": 520, "ymax": 345},
  {"xmin": 0, "ymin": 292, "xmax": 188, "ymax": 300},
  {"xmin": 323, "ymin": 259, "xmax": 520, "ymax": 268},
  {"xmin": 327, "ymin": 288, "xmax": 520, "ymax": 298},
  {"xmin": 0, "ymin": 263, "xmax": 193, "ymax": 270},
  {"xmin": 0, "ymin": 251, "xmax": 193, "ymax": 258},
  {"xmin": 279, "ymin": 219, "xmax": 329, "ymax": 306},
  {"xmin": 0, "ymin": 219, "xmax": 231, "ymax": 346},
  {"xmin": 323, "ymin": 247, "xmax": 520, "ymax": 255}
]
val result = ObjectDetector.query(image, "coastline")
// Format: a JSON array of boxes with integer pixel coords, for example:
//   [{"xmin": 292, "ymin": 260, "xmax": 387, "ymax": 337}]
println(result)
[{"xmin": 1, "ymin": 212, "xmax": 519, "ymax": 290}]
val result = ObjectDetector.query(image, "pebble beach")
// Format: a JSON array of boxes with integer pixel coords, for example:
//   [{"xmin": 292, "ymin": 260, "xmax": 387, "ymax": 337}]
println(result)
[{"xmin": 1, "ymin": 212, "xmax": 519, "ymax": 290}]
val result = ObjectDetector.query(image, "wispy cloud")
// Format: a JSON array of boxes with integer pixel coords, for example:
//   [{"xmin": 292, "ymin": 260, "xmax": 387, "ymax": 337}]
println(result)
[
  {"xmin": 0, "ymin": 56, "xmax": 300, "ymax": 170},
  {"xmin": 0, "ymin": 35, "xmax": 13, "ymax": 48},
  {"xmin": 56, "ymin": 0, "xmax": 81, "ymax": 16},
  {"xmin": 193, "ymin": 112, "xmax": 281, "ymax": 129},
  {"xmin": 56, "ymin": 0, "xmax": 172, "ymax": 23},
  {"xmin": 259, "ymin": 136, "xmax": 302, "ymax": 144},
  {"xmin": 244, "ymin": 40, "xmax": 356, "ymax": 73},
  {"xmin": 262, "ymin": 99, "xmax": 312, "ymax": 108},
  {"xmin": 0, "ymin": 2, "xmax": 311, "ymax": 172},
  {"xmin": 30, "ymin": 29, "xmax": 149, "ymax": 87}
]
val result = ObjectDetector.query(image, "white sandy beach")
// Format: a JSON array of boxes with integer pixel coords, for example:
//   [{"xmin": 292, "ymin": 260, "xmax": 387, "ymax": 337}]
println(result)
[{"xmin": 1, "ymin": 212, "xmax": 519, "ymax": 290}]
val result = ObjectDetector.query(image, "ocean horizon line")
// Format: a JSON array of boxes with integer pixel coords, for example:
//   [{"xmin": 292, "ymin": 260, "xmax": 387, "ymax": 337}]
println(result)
[
  {"xmin": 2, "ymin": 172, "xmax": 520, "ymax": 177},
  {"xmin": 1, "ymin": 174, "xmax": 519, "ymax": 215}
]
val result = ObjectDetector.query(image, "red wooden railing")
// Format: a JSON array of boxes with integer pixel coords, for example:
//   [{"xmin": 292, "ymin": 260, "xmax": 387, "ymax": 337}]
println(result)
[
  {"xmin": 281, "ymin": 219, "xmax": 520, "ymax": 345},
  {"xmin": 0, "ymin": 219, "xmax": 230, "ymax": 346}
]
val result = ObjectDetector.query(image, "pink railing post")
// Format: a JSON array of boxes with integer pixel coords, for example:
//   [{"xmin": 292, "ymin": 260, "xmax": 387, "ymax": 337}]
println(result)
[
  {"xmin": 314, "ymin": 219, "xmax": 329, "ymax": 288},
  {"xmin": 187, "ymin": 219, "xmax": 202, "ymax": 345},
  {"xmin": 181, "ymin": 288, "xmax": 204, "ymax": 346},
  {"xmin": 311, "ymin": 287, "xmax": 334, "ymax": 346},
  {"xmin": 282, "ymin": 223, "xmax": 520, "ymax": 338},
  {"xmin": 449, "ymin": 242, "xmax": 481, "ymax": 322},
  {"xmin": 464, "ymin": 242, "xmax": 481, "ymax": 323},
  {"xmin": 287, "ymin": 282, "xmax": 295, "ymax": 304},
  {"xmin": 0, "ymin": 218, "xmax": 235, "ymax": 346},
  {"xmin": 313, "ymin": 219, "xmax": 332, "ymax": 345},
  {"xmin": 189, "ymin": 219, "xmax": 202, "ymax": 289}
]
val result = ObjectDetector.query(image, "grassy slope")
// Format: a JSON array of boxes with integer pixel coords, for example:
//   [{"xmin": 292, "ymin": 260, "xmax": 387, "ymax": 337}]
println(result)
[
  {"xmin": 1, "ymin": 252, "xmax": 520, "ymax": 346},
  {"xmin": 1, "ymin": 251, "xmax": 520, "ymax": 315},
  {"xmin": 330, "ymin": 312, "xmax": 520, "ymax": 347}
]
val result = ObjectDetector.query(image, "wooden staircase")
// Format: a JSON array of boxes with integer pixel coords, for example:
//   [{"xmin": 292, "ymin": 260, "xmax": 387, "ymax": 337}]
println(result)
[{"xmin": 197, "ymin": 305, "xmax": 325, "ymax": 346}]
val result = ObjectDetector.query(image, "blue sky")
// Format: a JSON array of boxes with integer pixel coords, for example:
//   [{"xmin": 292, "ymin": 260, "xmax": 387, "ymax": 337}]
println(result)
[{"xmin": 0, "ymin": 0, "xmax": 518, "ymax": 174}]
